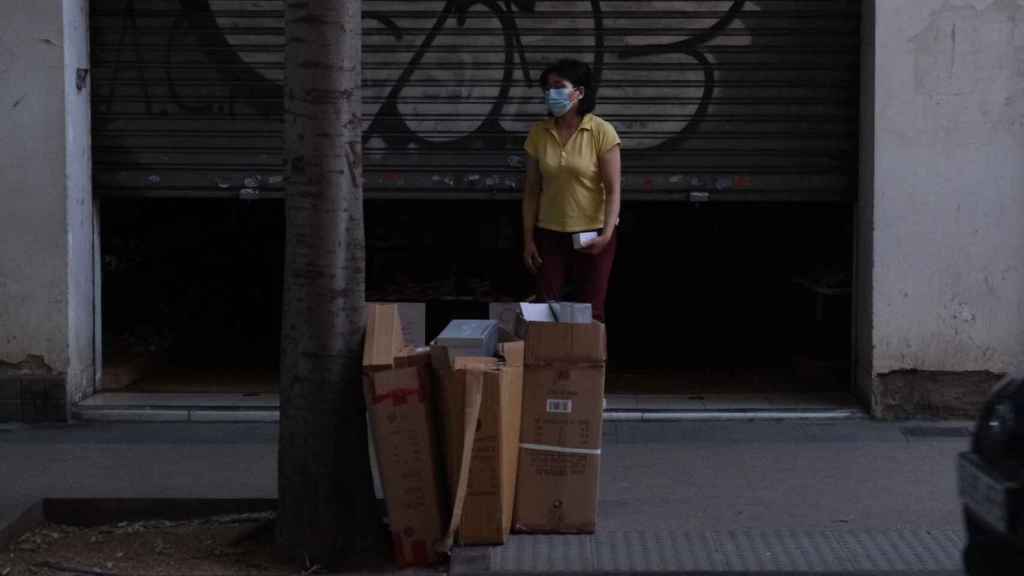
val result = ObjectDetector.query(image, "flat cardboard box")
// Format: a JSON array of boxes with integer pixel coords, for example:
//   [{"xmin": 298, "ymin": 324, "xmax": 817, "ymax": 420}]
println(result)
[
  {"xmin": 431, "ymin": 334, "xmax": 524, "ymax": 545},
  {"xmin": 514, "ymin": 316, "xmax": 606, "ymax": 534},
  {"xmin": 364, "ymin": 304, "xmax": 445, "ymax": 566}
]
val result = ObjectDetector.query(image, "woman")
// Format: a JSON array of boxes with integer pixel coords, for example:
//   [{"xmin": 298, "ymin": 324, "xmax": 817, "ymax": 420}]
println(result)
[{"xmin": 522, "ymin": 58, "xmax": 622, "ymax": 321}]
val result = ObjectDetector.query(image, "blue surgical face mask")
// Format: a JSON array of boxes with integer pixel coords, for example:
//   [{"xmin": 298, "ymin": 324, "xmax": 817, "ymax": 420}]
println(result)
[{"xmin": 545, "ymin": 87, "xmax": 575, "ymax": 117}]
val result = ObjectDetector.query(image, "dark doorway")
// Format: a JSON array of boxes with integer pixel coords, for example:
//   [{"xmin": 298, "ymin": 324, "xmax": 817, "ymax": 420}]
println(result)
[
  {"xmin": 96, "ymin": 198, "xmax": 853, "ymax": 401},
  {"xmin": 605, "ymin": 202, "xmax": 853, "ymax": 396},
  {"xmin": 100, "ymin": 198, "xmax": 284, "ymax": 392},
  {"xmin": 365, "ymin": 199, "xmax": 854, "ymax": 400}
]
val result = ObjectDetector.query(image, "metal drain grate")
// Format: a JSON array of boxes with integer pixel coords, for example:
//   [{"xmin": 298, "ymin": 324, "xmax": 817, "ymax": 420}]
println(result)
[{"xmin": 451, "ymin": 528, "xmax": 965, "ymax": 574}]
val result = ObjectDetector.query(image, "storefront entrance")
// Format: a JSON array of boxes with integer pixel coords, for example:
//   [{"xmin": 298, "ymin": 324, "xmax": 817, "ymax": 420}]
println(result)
[{"xmin": 86, "ymin": 0, "xmax": 862, "ymax": 415}]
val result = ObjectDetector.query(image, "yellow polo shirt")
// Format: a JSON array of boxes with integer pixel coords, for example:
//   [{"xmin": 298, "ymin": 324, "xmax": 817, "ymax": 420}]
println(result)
[{"xmin": 524, "ymin": 114, "xmax": 621, "ymax": 233}]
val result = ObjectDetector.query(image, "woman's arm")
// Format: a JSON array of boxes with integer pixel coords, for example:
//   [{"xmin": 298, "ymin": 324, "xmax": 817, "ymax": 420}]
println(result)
[
  {"xmin": 586, "ymin": 144, "xmax": 622, "ymax": 254},
  {"xmin": 522, "ymin": 157, "xmax": 543, "ymax": 272}
]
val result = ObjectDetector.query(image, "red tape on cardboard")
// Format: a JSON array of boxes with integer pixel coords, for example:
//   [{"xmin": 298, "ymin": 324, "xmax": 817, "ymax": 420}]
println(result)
[{"xmin": 371, "ymin": 386, "xmax": 425, "ymax": 407}]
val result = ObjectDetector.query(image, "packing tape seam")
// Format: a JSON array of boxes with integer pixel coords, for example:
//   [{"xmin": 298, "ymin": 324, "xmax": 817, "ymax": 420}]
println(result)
[{"xmin": 520, "ymin": 442, "xmax": 601, "ymax": 455}]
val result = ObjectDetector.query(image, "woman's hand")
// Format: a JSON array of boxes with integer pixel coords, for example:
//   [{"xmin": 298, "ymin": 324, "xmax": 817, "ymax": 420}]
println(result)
[
  {"xmin": 524, "ymin": 240, "xmax": 543, "ymax": 273},
  {"xmin": 582, "ymin": 232, "xmax": 612, "ymax": 255}
]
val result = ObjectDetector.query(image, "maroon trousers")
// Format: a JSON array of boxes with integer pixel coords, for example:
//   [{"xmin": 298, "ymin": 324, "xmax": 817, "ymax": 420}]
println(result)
[{"xmin": 533, "ymin": 227, "xmax": 617, "ymax": 321}]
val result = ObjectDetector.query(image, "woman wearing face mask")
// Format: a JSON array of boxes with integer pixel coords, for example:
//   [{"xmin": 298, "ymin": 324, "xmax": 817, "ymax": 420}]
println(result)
[{"xmin": 522, "ymin": 58, "xmax": 622, "ymax": 321}]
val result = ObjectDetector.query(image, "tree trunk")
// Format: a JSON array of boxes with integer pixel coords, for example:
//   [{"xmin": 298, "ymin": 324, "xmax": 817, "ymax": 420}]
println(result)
[{"xmin": 277, "ymin": 0, "xmax": 374, "ymax": 569}]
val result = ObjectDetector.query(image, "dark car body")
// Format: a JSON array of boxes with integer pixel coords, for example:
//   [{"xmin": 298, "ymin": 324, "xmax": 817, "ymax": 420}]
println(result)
[{"xmin": 960, "ymin": 375, "xmax": 1024, "ymax": 574}]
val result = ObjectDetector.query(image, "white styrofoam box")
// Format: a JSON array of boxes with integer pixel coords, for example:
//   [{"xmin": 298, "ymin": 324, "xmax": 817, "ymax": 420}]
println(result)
[{"xmin": 435, "ymin": 319, "xmax": 499, "ymax": 358}]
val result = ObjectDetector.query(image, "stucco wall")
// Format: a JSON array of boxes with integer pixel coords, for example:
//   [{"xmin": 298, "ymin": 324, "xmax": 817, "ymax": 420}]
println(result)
[
  {"xmin": 856, "ymin": 0, "xmax": 877, "ymax": 407},
  {"xmin": 0, "ymin": 1, "xmax": 69, "ymax": 374},
  {"xmin": 1, "ymin": 0, "xmax": 93, "ymax": 416},
  {"xmin": 64, "ymin": 0, "xmax": 95, "ymax": 403},
  {"xmin": 867, "ymin": 0, "xmax": 1024, "ymax": 410}
]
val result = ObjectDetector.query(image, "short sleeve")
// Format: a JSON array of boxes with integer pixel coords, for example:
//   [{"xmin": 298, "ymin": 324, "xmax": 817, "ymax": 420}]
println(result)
[
  {"xmin": 524, "ymin": 123, "xmax": 543, "ymax": 158},
  {"xmin": 595, "ymin": 119, "xmax": 622, "ymax": 156}
]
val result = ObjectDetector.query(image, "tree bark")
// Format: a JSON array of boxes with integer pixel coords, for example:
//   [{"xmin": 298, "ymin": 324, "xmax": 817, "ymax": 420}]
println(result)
[{"xmin": 277, "ymin": 0, "xmax": 374, "ymax": 569}]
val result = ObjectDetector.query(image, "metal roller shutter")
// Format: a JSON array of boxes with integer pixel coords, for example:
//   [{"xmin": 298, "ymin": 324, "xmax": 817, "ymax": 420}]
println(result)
[{"xmin": 91, "ymin": 0, "xmax": 860, "ymax": 202}]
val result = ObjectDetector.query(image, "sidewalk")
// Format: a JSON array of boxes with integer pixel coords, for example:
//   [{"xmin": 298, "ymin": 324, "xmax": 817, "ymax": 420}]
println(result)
[
  {"xmin": 0, "ymin": 419, "xmax": 970, "ymax": 574},
  {"xmin": 0, "ymin": 422, "xmax": 277, "ymax": 535},
  {"xmin": 456, "ymin": 420, "xmax": 968, "ymax": 574}
]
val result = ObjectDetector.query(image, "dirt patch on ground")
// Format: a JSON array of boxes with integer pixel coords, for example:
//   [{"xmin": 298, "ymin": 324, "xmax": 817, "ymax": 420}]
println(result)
[{"xmin": 1, "ymin": 513, "xmax": 306, "ymax": 575}]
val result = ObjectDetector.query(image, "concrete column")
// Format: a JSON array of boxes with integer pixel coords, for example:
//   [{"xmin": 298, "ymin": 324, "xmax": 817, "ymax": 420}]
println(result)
[
  {"xmin": 0, "ymin": 0, "xmax": 94, "ymax": 421},
  {"xmin": 861, "ymin": 0, "xmax": 1024, "ymax": 417},
  {"xmin": 855, "ymin": 0, "xmax": 877, "ymax": 412}
]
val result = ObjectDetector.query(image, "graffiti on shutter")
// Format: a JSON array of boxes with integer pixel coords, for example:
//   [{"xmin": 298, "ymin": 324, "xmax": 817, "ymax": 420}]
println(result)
[{"xmin": 92, "ymin": 0, "xmax": 860, "ymax": 202}]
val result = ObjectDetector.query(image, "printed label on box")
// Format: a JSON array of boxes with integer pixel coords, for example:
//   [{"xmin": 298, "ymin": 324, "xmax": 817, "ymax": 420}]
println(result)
[{"xmin": 546, "ymin": 399, "xmax": 573, "ymax": 414}]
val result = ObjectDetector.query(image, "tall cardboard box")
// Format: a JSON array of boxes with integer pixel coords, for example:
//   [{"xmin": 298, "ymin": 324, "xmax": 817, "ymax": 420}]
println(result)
[
  {"xmin": 364, "ymin": 304, "xmax": 445, "ymax": 566},
  {"xmin": 514, "ymin": 319, "xmax": 606, "ymax": 533},
  {"xmin": 431, "ymin": 334, "xmax": 524, "ymax": 545},
  {"xmin": 365, "ymin": 302, "xmax": 427, "ymax": 501}
]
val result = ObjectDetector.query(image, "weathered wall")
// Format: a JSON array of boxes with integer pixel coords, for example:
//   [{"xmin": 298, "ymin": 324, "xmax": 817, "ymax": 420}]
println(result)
[
  {"xmin": 0, "ymin": 1, "xmax": 69, "ymax": 374},
  {"xmin": 64, "ymin": 0, "xmax": 95, "ymax": 403},
  {"xmin": 0, "ymin": 0, "xmax": 94, "ymax": 419},
  {"xmin": 855, "ymin": 0, "xmax": 876, "ymax": 408},
  {"xmin": 868, "ymin": 0, "xmax": 1024, "ymax": 416}
]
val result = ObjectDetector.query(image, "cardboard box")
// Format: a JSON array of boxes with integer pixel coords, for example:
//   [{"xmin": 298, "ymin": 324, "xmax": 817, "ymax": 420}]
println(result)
[
  {"xmin": 519, "ymin": 302, "xmax": 556, "ymax": 323},
  {"xmin": 493, "ymin": 302, "xmax": 593, "ymax": 330},
  {"xmin": 489, "ymin": 302, "xmax": 521, "ymax": 334},
  {"xmin": 367, "ymin": 412, "xmax": 383, "ymax": 499},
  {"xmin": 514, "ymin": 317, "xmax": 606, "ymax": 533},
  {"xmin": 365, "ymin": 302, "xmax": 426, "ymax": 358},
  {"xmin": 364, "ymin": 303, "xmax": 406, "ymax": 369},
  {"xmin": 551, "ymin": 302, "xmax": 593, "ymax": 324},
  {"xmin": 431, "ymin": 333, "xmax": 524, "ymax": 545},
  {"xmin": 395, "ymin": 303, "xmax": 427, "ymax": 347},
  {"xmin": 364, "ymin": 304, "xmax": 445, "ymax": 567},
  {"xmin": 365, "ymin": 303, "xmax": 424, "ymax": 502}
]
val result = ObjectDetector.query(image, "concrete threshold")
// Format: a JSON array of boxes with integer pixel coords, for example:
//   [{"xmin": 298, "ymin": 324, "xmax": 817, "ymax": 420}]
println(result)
[
  {"xmin": 73, "ymin": 394, "xmax": 279, "ymax": 422},
  {"xmin": 73, "ymin": 407, "xmax": 279, "ymax": 423},
  {"xmin": 603, "ymin": 391, "xmax": 867, "ymax": 421},
  {"xmin": 604, "ymin": 407, "xmax": 867, "ymax": 422},
  {"xmin": 73, "ymin": 392, "xmax": 279, "ymax": 422},
  {"xmin": 73, "ymin": 393, "xmax": 865, "ymax": 423},
  {"xmin": 73, "ymin": 406, "xmax": 864, "ymax": 424},
  {"xmin": 77, "ymin": 392, "xmax": 278, "ymax": 408}
]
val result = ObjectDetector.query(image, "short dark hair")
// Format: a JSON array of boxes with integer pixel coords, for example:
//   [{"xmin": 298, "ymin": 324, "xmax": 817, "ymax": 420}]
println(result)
[{"xmin": 539, "ymin": 59, "xmax": 596, "ymax": 117}]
